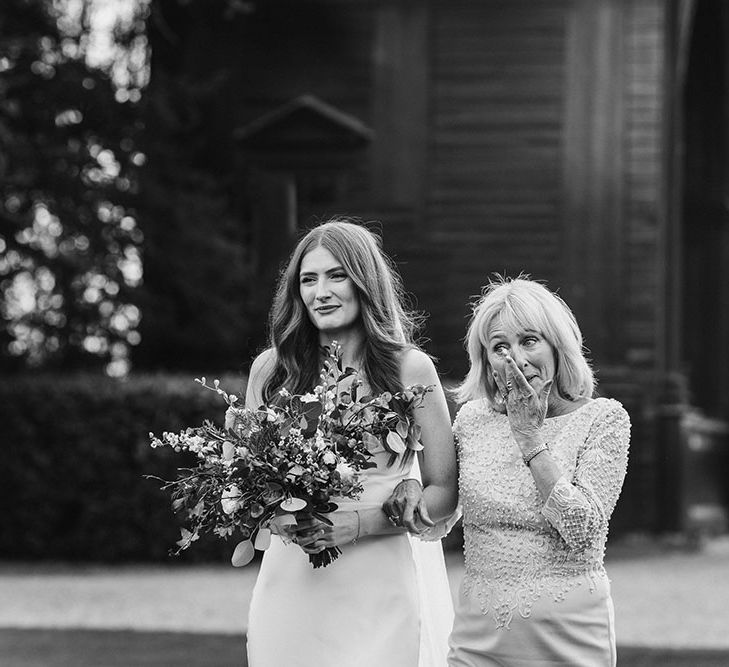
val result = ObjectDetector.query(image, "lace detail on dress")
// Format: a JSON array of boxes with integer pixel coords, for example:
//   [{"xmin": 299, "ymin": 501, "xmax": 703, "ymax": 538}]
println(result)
[
  {"xmin": 542, "ymin": 477, "xmax": 603, "ymax": 552},
  {"xmin": 454, "ymin": 397, "xmax": 630, "ymax": 629}
]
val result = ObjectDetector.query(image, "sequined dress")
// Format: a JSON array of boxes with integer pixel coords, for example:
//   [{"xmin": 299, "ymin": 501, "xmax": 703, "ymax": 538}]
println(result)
[{"xmin": 448, "ymin": 397, "xmax": 630, "ymax": 667}]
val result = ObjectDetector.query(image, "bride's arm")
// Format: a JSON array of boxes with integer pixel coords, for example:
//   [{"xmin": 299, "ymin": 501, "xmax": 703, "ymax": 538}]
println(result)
[
  {"xmin": 403, "ymin": 349, "xmax": 458, "ymax": 527},
  {"xmin": 381, "ymin": 349, "xmax": 459, "ymax": 533},
  {"xmin": 297, "ymin": 350, "xmax": 458, "ymax": 551}
]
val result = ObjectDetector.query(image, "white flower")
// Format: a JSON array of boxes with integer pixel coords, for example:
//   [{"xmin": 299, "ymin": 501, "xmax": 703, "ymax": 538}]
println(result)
[
  {"xmin": 335, "ymin": 461, "xmax": 356, "ymax": 483},
  {"xmin": 287, "ymin": 465, "xmax": 305, "ymax": 479},
  {"xmin": 322, "ymin": 450, "xmax": 337, "ymax": 466},
  {"xmin": 221, "ymin": 485, "xmax": 243, "ymax": 515},
  {"xmin": 300, "ymin": 393, "xmax": 319, "ymax": 403}
]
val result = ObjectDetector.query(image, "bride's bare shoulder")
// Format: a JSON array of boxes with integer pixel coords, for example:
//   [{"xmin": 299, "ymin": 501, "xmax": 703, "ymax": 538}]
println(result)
[
  {"xmin": 399, "ymin": 347, "xmax": 439, "ymax": 386},
  {"xmin": 250, "ymin": 348, "xmax": 277, "ymax": 375},
  {"xmin": 246, "ymin": 348, "xmax": 278, "ymax": 407}
]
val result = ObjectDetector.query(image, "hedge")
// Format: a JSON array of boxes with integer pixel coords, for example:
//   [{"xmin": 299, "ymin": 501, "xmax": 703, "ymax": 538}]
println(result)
[
  {"xmin": 2, "ymin": 372, "xmax": 462, "ymax": 562},
  {"xmin": 1, "ymin": 373, "xmax": 247, "ymax": 563}
]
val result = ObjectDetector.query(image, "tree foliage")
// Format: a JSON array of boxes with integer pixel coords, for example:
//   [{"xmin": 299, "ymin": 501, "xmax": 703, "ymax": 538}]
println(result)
[
  {"xmin": 133, "ymin": 0, "xmax": 254, "ymax": 373},
  {"xmin": 0, "ymin": 0, "xmax": 147, "ymax": 374},
  {"xmin": 1, "ymin": 0, "xmax": 255, "ymax": 375}
]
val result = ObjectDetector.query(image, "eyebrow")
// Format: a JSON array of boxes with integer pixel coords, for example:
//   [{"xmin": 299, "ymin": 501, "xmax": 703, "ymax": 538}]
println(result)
[
  {"xmin": 299, "ymin": 265, "xmax": 346, "ymax": 277},
  {"xmin": 488, "ymin": 327, "xmax": 540, "ymax": 340}
]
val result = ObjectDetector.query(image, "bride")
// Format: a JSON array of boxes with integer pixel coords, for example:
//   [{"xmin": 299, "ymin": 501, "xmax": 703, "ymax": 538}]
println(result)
[{"xmin": 244, "ymin": 218, "xmax": 458, "ymax": 667}]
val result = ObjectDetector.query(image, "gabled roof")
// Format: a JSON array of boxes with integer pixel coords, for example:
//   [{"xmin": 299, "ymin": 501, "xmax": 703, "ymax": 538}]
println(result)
[{"xmin": 234, "ymin": 94, "xmax": 373, "ymax": 150}]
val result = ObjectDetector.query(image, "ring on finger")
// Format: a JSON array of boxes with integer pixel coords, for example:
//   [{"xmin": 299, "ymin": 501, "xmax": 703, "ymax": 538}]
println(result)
[{"xmin": 388, "ymin": 514, "xmax": 400, "ymax": 527}]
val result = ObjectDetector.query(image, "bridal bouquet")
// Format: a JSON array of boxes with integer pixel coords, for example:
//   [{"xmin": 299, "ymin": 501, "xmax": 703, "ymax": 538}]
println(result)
[{"xmin": 149, "ymin": 344, "xmax": 431, "ymax": 568}]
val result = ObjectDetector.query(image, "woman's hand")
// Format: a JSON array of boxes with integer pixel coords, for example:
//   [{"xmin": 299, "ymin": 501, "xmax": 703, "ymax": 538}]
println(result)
[
  {"xmin": 293, "ymin": 512, "xmax": 359, "ymax": 554},
  {"xmin": 382, "ymin": 478, "xmax": 435, "ymax": 534},
  {"xmin": 493, "ymin": 354, "xmax": 553, "ymax": 451}
]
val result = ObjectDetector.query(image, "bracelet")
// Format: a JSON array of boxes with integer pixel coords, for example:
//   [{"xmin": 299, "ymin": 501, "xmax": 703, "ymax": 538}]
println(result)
[
  {"xmin": 522, "ymin": 442, "xmax": 550, "ymax": 466},
  {"xmin": 352, "ymin": 509, "xmax": 360, "ymax": 544}
]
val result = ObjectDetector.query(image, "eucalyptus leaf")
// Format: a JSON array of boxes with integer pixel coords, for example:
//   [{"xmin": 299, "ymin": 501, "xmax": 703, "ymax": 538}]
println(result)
[
  {"xmin": 231, "ymin": 539, "xmax": 255, "ymax": 567},
  {"xmin": 222, "ymin": 441, "xmax": 235, "ymax": 461},
  {"xmin": 280, "ymin": 497, "xmax": 308, "ymax": 512},
  {"xmin": 254, "ymin": 528, "xmax": 272, "ymax": 550},
  {"xmin": 386, "ymin": 431, "xmax": 406, "ymax": 454}
]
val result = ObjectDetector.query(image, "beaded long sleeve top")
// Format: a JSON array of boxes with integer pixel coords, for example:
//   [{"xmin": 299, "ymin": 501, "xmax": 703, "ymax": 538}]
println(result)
[{"xmin": 453, "ymin": 397, "xmax": 630, "ymax": 628}]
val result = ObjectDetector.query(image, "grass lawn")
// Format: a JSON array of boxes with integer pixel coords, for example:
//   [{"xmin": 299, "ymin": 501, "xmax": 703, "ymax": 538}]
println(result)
[
  {"xmin": 3, "ymin": 629, "xmax": 729, "ymax": 667},
  {"xmin": 0, "ymin": 629, "xmax": 246, "ymax": 667},
  {"xmin": 4, "ymin": 537, "xmax": 729, "ymax": 665}
]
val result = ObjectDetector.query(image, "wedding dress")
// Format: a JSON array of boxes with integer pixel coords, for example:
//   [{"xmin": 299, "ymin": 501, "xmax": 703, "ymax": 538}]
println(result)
[
  {"xmin": 448, "ymin": 397, "xmax": 630, "ymax": 667},
  {"xmin": 247, "ymin": 441, "xmax": 454, "ymax": 667}
]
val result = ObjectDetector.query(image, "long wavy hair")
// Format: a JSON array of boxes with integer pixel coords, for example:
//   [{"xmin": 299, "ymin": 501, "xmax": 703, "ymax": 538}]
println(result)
[
  {"xmin": 455, "ymin": 275, "xmax": 595, "ymax": 407},
  {"xmin": 262, "ymin": 218, "xmax": 422, "ymax": 406}
]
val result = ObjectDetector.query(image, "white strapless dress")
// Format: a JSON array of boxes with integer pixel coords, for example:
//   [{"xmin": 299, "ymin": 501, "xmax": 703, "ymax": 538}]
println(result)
[{"xmin": 246, "ymin": 445, "xmax": 454, "ymax": 667}]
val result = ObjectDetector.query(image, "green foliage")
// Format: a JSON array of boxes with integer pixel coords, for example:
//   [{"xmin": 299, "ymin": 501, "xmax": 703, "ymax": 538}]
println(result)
[
  {"xmin": 0, "ymin": 372, "xmax": 246, "ymax": 562},
  {"xmin": 133, "ymin": 165, "xmax": 252, "ymax": 372},
  {"xmin": 134, "ymin": 0, "xmax": 253, "ymax": 371},
  {"xmin": 0, "ymin": 0, "xmax": 145, "ymax": 373}
]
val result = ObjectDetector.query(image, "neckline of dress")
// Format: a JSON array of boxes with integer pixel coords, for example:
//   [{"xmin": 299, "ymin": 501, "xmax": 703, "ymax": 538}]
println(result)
[
  {"xmin": 480, "ymin": 396, "xmax": 602, "ymax": 420},
  {"xmin": 544, "ymin": 397, "xmax": 597, "ymax": 420}
]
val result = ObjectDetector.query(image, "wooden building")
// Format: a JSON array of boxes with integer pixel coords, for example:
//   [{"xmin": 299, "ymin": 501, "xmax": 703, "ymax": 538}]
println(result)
[{"xmin": 146, "ymin": 0, "xmax": 729, "ymax": 535}]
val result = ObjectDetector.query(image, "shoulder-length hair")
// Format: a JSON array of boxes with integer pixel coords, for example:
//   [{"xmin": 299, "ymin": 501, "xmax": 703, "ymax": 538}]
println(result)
[
  {"xmin": 262, "ymin": 217, "xmax": 422, "ymax": 404},
  {"xmin": 455, "ymin": 275, "xmax": 595, "ymax": 406}
]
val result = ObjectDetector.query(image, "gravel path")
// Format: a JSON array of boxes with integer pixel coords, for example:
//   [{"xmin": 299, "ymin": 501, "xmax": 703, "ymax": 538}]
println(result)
[{"xmin": 2, "ymin": 537, "xmax": 728, "ymax": 650}]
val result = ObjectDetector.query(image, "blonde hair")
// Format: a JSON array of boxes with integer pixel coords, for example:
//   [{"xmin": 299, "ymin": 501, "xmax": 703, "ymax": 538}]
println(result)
[{"xmin": 455, "ymin": 275, "xmax": 595, "ymax": 405}]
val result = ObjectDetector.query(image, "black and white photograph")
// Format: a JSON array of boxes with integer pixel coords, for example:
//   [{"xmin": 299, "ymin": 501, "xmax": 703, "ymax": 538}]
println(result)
[{"xmin": 2, "ymin": 1, "xmax": 728, "ymax": 665}]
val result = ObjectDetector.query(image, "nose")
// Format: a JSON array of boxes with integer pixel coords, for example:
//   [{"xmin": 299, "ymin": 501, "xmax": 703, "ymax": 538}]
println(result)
[
  {"xmin": 510, "ymin": 348, "xmax": 529, "ymax": 370},
  {"xmin": 314, "ymin": 278, "xmax": 331, "ymax": 301}
]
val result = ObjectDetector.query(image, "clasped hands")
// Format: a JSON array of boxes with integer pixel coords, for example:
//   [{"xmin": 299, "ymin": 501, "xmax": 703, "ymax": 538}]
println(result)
[{"xmin": 283, "ymin": 512, "xmax": 358, "ymax": 555}]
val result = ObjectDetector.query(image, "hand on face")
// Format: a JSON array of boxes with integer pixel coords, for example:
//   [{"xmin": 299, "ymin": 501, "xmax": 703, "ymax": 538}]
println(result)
[{"xmin": 492, "ymin": 353, "xmax": 553, "ymax": 450}]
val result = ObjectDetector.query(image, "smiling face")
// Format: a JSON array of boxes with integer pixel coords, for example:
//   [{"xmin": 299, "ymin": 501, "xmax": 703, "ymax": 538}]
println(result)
[
  {"xmin": 299, "ymin": 245, "xmax": 361, "ymax": 341},
  {"xmin": 486, "ymin": 316, "xmax": 557, "ymax": 390}
]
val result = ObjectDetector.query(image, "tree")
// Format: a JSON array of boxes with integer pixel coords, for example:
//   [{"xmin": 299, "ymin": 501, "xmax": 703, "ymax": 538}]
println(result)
[
  {"xmin": 133, "ymin": 0, "xmax": 254, "ymax": 373},
  {"xmin": 0, "ymin": 0, "xmax": 147, "ymax": 374}
]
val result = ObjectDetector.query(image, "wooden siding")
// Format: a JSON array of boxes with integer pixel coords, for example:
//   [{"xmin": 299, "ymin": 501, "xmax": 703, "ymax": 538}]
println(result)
[
  {"xmin": 563, "ymin": 0, "xmax": 626, "ymax": 366},
  {"xmin": 623, "ymin": 1, "xmax": 666, "ymax": 377},
  {"xmin": 611, "ymin": 0, "xmax": 667, "ymax": 533},
  {"xmin": 422, "ymin": 0, "xmax": 571, "ymax": 375}
]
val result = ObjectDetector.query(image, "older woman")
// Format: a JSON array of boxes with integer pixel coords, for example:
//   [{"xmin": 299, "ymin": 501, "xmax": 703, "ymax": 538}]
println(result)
[{"xmin": 386, "ymin": 275, "xmax": 630, "ymax": 666}]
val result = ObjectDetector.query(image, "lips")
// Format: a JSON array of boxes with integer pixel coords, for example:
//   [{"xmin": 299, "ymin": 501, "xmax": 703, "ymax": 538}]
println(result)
[{"xmin": 315, "ymin": 305, "xmax": 339, "ymax": 314}]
